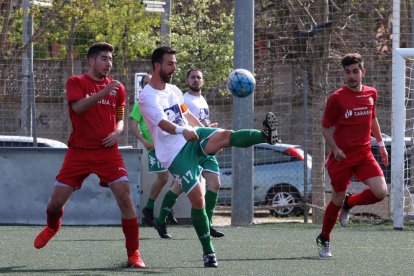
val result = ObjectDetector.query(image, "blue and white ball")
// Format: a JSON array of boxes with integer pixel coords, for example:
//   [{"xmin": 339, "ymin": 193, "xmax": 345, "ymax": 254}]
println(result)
[{"xmin": 226, "ymin": 69, "xmax": 256, "ymax": 98}]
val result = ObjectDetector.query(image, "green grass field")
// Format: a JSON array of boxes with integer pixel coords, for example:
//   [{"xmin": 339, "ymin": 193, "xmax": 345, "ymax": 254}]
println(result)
[{"xmin": 1, "ymin": 222, "xmax": 413, "ymax": 275}]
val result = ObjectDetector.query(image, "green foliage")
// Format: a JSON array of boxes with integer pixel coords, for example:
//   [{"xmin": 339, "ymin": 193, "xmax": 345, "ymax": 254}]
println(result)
[{"xmin": 169, "ymin": 0, "xmax": 234, "ymax": 95}]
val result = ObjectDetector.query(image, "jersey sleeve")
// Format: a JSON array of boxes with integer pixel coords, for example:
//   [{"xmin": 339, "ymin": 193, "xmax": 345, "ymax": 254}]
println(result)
[
  {"xmin": 66, "ymin": 76, "xmax": 84, "ymax": 103},
  {"xmin": 372, "ymin": 88, "xmax": 378, "ymax": 119},
  {"xmin": 117, "ymin": 84, "xmax": 126, "ymax": 107},
  {"xmin": 139, "ymin": 91, "xmax": 166, "ymax": 127},
  {"xmin": 130, "ymin": 101, "xmax": 142, "ymax": 122},
  {"xmin": 322, "ymin": 94, "xmax": 338, "ymax": 128}
]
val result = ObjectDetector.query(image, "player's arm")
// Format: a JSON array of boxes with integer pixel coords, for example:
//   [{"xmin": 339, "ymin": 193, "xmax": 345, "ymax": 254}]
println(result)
[
  {"xmin": 71, "ymin": 80, "xmax": 122, "ymax": 114},
  {"xmin": 158, "ymin": 119, "xmax": 198, "ymax": 142},
  {"xmin": 184, "ymin": 110, "xmax": 203, "ymax": 127},
  {"xmin": 129, "ymin": 119, "xmax": 153, "ymax": 150},
  {"xmin": 322, "ymin": 126, "xmax": 346, "ymax": 161},
  {"xmin": 371, "ymin": 118, "xmax": 389, "ymax": 166},
  {"xmin": 102, "ymin": 106, "xmax": 124, "ymax": 147}
]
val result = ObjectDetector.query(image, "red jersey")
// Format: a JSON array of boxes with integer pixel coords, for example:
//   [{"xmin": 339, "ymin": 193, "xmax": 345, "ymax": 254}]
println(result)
[
  {"xmin": 66, "ymin": 73, "xmax": 126, "ymax": 149},
  {"xmin": 322, "ymin": 85, "xmax": 377, "ymax": 154}
]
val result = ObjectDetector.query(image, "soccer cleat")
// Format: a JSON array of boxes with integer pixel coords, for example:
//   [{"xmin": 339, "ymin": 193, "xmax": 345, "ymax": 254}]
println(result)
[
  {"xmin": 316, "ymin": 234, "xmax": 332, "ymax": 258},
  {"xmin": 127, "ymin": 250, "xmax": 146, "ymax": 268},
  {"xmin": 262, "ymin": 112, "xmax": 280, "ymax": 144},
  {"xmin": 34, "ymin": 226, "xmax": 60, "ymax": 249},
  {"xmin": 153, "ymin": 219, "xmax": 172, "ymax": 239},
  {"xmin": 142, "ymin": 207, "xmax": 155, "ymax": 227},
  {"xmin": 210, "ymin": 227, "xmax": 225, "ymax": 238},
  {"xmin": 339, "ymin": 194, "xmax": 351, "ymax": 227},
  {"xmin": 167, "ymin": 210, "xmax": 178, "ymax": 225},
  {"xmin": 203, "ymin": 252, "xmax": 218, "ymax": 268}
]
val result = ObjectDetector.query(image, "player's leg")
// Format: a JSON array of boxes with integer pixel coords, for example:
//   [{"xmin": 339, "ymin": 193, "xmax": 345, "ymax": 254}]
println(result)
[
  {"xmin": 110, "ymin": 180, "xmax": 145, "ymax": 268},
  {"xmin": 201, "ymin": 160, "xmax": 224, "ymax": 238},
  {"xmin": 154, "ymin": 181, "xmax": 183, "ymax": 239},
  {"xmin": 187, "ymin": 181, "xmax": 218, "ymax": 268},
  {"xmin": 316, "ymin": 155, "xmax": 352, "ymax": 257},
  {"xmin": 167, "ymin": 144, "xmax": 218, "ymax": 267},
  {"xmin": 202, "ymin": 112, "xmax": 279, "ymax": 155},
  {"xmin": 339, "ymin": 154, "xmax": 387, "ymax": 226},
  {"xmin": 34, "ymin": 185, "xmax": 73, "ymax": 249},
  {"xmin": 101, "ymin": 148, "xmax": 144, "ymax": 268},
  {"xmin": 142, "ymin": 170, "xmax": 169, "ymax": 226}
]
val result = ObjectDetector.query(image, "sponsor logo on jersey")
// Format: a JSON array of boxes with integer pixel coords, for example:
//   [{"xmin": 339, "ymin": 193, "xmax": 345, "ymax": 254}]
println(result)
[
  {"xmin": 344, "ymin": 107, "xmax": 372, "ymax": 118},
  {"xmin": 345, "ymin": 109, "xmax": 353, "ymax": 118}
]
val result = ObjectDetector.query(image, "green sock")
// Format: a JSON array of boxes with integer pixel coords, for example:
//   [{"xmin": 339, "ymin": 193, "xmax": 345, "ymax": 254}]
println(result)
[
  {"xmin": 156, "ymin": 190, "xmax": 178, "ymax": 224},
  {"xmin": 191, "ymin": 208, "xmax": 214, "ymax": 254},
  {"xmin": 146, "ymin": 198, "xmax": 155, "ymax": 210},
  {"xmin": 229, "ymin": 129, "xmax": 266, "ymax": 147},
  {"xmin": 205, "ymin": 190, "xmax": 218, "ymax": 225}
]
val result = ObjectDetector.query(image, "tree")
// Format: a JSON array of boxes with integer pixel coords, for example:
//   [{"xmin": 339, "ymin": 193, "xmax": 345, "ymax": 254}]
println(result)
[{"xmin": 168, "ymin": 0, "xmax": 234, "ymax": 95}]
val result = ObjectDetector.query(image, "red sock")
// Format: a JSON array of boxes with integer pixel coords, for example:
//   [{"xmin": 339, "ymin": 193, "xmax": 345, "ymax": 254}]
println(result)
[
  {"xmin": 122, "ymin": 217, "xmax": 139, "ymax": 256},
  {"xmin": 46, "ymin": 209, "xmax": 63, "ymax": 231},
  {"xmin": 320, "ymin": 201, "xmax": 341, "ymax": 240},
  {"xmin": 347, "ymin": 189, "xmax": 382, "ymax": 207}
]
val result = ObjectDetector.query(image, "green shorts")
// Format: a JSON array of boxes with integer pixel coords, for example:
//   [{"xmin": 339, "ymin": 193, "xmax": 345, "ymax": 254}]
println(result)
[
  {"xmin": 148, "ymin": 150, "xmax": 167, "ymax": 173},
  {"xmin": 168, "ymin": 127, "xmax": 220, "ymax": 194}
]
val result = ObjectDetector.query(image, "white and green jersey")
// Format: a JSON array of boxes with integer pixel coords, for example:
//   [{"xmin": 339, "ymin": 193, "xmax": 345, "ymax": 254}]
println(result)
[{"xmin": 139, "ymin": 83, "xmax": 189, "ymax": 168}]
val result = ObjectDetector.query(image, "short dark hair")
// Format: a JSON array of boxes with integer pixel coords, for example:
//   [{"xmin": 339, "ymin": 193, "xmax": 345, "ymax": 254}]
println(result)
[
  {"xmin": 186, "ymin": 68, "xmax": 202, "ymax": 79},
  {"xmin": 341, "ymin": 53, "xmax": 364, "ymax": 69},
  {"xmin": 151, "ymin": 46, "xmax": 177, "ymax": 67},
  {"xmin": 87, "ymin": 42, "xmax": 114, "ymax": 59}
]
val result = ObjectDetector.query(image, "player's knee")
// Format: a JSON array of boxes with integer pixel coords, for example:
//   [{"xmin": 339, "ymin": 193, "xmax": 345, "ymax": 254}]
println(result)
[{"xmin": 157, "ymin": 172, "xmax": 169, "ymax": 184}]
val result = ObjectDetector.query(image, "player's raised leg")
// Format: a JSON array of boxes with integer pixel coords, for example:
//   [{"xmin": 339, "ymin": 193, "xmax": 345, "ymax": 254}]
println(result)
[{"xmin": 203, "ymin": 112, "xmax": 280, "ymax": 155}]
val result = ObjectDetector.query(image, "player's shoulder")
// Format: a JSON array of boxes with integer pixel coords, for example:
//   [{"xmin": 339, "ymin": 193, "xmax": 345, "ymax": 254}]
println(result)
[
  {"xmin": 362, "ymin": 85, "xmax": 377, "ymax": 93},
  {"xmin": 168, "ymin": 84, "xmax": 182, "ymax": 93}
]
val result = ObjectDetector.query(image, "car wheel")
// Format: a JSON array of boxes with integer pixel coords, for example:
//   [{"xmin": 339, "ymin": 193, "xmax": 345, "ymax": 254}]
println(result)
[{"xmin": 267, "ymin": 186, "xmax": 302, "ymax": 217}]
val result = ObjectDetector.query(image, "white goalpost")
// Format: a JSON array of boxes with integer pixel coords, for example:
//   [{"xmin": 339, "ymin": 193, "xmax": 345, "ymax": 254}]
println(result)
[{"xmin": 391, "ymin": 1, "xmax": 414, "ymax": 229}]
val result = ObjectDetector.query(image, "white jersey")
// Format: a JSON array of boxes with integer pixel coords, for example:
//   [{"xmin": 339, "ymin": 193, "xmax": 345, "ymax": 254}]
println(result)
[
  {"xmin": 183, "ymin": 92, "xmax": 210, "ymax": 124},
  {"xmin": 139, "ymin": 84, "xmax": 188, "ymax": 168}
]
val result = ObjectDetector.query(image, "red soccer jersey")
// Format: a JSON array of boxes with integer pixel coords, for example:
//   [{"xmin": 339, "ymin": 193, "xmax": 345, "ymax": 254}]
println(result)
[
  {"xmin": 322, "ymin": 85, "xmax": 377, "ymax": 154},
  {"xmin": 66, "ymin": 73, "xmax": 126, "ymax": 149}
]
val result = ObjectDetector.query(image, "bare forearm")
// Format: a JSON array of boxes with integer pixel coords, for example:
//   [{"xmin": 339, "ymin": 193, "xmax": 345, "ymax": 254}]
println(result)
[
  {"xmin": 371, "ymin": 118, "xmax": 383, "ymax": 142},
  {"xmin": 322, "ymin": 127, "xmax": 337, "ymax": 151}
]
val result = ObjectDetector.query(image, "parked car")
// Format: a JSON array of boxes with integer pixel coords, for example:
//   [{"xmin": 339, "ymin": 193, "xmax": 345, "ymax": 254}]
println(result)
[
  {"xmin": 215, "ymin": 143, "xmax": 312, "ymax": 217},
  {"xmin": 0, "ymin": 135, "xmax": 67, "ymax": 148}
]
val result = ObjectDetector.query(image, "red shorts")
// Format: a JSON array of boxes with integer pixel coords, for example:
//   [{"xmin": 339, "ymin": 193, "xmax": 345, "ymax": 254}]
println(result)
[
  {"xmin": 325, "ymin": 150, "xmax": 384, "ymax": 193},
  {"xmin": 56, "ymin": 147, "xmax": 128, "ymax": 189}
]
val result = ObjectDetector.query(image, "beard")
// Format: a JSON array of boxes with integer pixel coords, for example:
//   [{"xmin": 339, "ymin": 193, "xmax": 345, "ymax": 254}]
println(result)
[
  {"xmin": 189, "ymin": 84, "xmax": 201, "ymax": 92},
  {"xmin": 160, "ymin": 69, "xmax": 172, "ymax": 83}
]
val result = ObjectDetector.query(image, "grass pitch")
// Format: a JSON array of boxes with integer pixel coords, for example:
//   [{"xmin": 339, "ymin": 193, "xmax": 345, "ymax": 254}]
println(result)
[{"xmin": 0, "ymin": 222, "xmax": 413, "ymax": 275}]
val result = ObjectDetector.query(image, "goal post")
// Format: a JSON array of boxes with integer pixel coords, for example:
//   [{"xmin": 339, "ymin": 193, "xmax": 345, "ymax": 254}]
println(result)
[{"xmin": 391, "ymin": 48, "xmax": 414, "ymax": 229}]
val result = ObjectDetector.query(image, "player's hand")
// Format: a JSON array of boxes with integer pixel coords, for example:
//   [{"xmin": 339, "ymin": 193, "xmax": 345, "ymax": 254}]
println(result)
[
  {"xmin": 102, "ymin": 130, "xmax": 121, "ymax": 147},
  {"xmin": 144, "ymin": 142, "xmax": 154, "ymax": 151},
  {"xmin": 103, "ymin": 80, "xmax": 121, "ymax": 95},
  {"xmin": 183, "ymin": 128, "xmax": 199, "ymax": 141},
  {"xmin": 379, "ymin": 146, "xmax": 389, "ymax": 166},
  {"xmin": 333, "ymin": 147, "xmax": 346, "ymax": 161}
]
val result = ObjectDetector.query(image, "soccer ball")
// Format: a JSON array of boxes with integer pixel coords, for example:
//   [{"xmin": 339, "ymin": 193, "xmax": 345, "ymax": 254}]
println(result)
[{"xmin": 226, "ymin": 69, "xmax": 256, "ymax": 98}]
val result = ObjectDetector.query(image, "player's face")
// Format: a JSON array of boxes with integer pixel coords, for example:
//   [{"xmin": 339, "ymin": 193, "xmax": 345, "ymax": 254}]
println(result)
[
  {"xmin": 186, "ymin": 70, "xmax": 204, "ymax": 92},
  {"xmin": 159, "ymin": 54, "xmax": 177, "ymax": 83},
  {"xmin": 343, "ymin": 63, "xmax": 364, "ymax": 91},
  {"xmin": 89, "ymin": 51, "xmax": 113, "ymax": 79}
]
